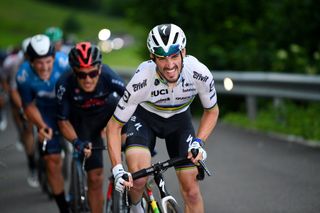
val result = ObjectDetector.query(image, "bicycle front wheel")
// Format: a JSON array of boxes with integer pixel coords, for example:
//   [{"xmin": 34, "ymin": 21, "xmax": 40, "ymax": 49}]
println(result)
[
  {"xmin": 163, "ymin": 199, "xmax": 181, "ymax": 213},
  {"xmin": 112, "ymin": 190, "xmax": 130, "ymax": 213},
  {"xmin": 69, "ymin": 159, "xmax": 80, "ymax": 212}
]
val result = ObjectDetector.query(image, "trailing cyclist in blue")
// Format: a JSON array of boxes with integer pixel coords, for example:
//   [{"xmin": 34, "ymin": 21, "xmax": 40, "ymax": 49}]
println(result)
[{"xmin": 16, "ymin": 51, "xmax": 69, "ymax": 153}]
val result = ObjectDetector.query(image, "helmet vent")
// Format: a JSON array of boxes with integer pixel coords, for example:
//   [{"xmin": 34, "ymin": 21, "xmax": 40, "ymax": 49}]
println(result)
[
  {"xmin": 173, "ymin": 32, "xmax": 179, "ymax": 44},
  {"xmin": 152, "ymin": 35, "xmax": 159, "ymax": 46}
]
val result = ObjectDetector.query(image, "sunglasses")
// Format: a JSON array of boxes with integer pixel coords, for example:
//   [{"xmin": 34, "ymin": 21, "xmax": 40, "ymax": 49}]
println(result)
[
  {"xmin": 154, "ymin": 44, "xmax": 180, "ymax": 57},
  {"xmin": 75, "ymin": 69, "xmax": 99, "ymax": 79}
]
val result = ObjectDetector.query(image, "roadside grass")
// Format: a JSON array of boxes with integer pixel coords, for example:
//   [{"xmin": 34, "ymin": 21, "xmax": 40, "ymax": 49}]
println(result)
[
  {"xmin": 223, "ymin": 102, "xmax": 320, "ymax": 143},
  {"xmin": 0, "ymin": 0, "xmax": 145, "ymax": 68}
]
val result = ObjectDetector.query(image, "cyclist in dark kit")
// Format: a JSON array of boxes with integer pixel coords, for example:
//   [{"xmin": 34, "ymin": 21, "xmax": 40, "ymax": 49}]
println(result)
[{"xmin": 56, "ymin": 41, "xmax": 125, "ymax": 213}]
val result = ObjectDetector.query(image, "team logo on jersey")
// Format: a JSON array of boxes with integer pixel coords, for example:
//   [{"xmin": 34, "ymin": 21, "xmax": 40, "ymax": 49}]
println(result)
[
  {"xmin": 181, "ymin": 78, "xmax": 193, "ymax": 88},
  {"xmin": 122, "ymin": 89, "xmax": 131, "ymax": 103},
  {"xmin": 16, "ymin": 69, "xmax": 28, "ymax": 83},
  {"xmin": 155, "ymin": 97, "xmax": 170, "ymax": 103},
  {"xmin": 81, "ymin": 98, "xmax": 105, "ymax": 108},
  {"xmin": 130, "ymin": 116, "xmax": 137, "ymax": 122},
  {"xmin": 112, "ymin": 79, "xmax": 125, "ymax": 87},
  {"xmin": 193, "ymin": 71, "xmax": 209, "ymax": 82},
  {"xmin": 154, "ymin": 79, "xmax": 160, "ymax": 86},
  {"xmin": 151, "ymin": 89, "xmax": 168, "ymax": 97},
  {"xmin": 132, "ymin": 79, "xmax": 147, "ymax": 92},
  {"xmin": 56, "ymin": 85, "xmax": 66, "ymax": 101},
  {"xmin": 176, "ymin": 96, "xmax": 192, "ymax": 100},
  {"xmin": 182, "ymin": 88, "xmax": 196, "ymax": 92}
]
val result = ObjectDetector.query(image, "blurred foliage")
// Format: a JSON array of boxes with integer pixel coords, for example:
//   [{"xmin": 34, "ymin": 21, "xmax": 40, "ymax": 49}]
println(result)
[
  {"xmin": 0, "ymin": 0, "xmax": 144, "ymax": 68},
  {"xmin": 36, "ymin": 0, "xmax": 320, "ymax": 74},
  {"xmin": 123, "ymin": 0, "xmax": 320, "ymax": 74},
  {"xmin": 62, "ymin": 15, "xmax": 83, "ymax": 35},
  {"xmin": 124, "ymin": 0, "xmax": 320, "ymax": 74}
]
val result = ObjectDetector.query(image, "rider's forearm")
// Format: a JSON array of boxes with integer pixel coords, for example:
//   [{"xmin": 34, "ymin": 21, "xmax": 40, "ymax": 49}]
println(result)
[
  {"xmin": 10, "ymin": 89, "xmax": 22, "ymax": 108},
  {"xmin": 24, "ymin": 103, "xmax": 47, "ymax": 129},
  {"xmin": 106, "ymin": 118, "xmax": 123, "ymax": 167},
  {"xmin": 196, "ymin": 105, "xmax": 219, "ymax": 142},
  {"xmin": 58, "ymin": 120, "xmax": 78, "ymax": 142}
]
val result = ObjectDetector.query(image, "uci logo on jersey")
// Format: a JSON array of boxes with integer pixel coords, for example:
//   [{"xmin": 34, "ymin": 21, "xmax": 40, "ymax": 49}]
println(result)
[{"xmin": 151, "ymin": 89, "xmax": 168, "ymax": 97}]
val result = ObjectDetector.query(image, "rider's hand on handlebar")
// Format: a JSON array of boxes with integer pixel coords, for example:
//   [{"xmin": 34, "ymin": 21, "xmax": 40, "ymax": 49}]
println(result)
[
  {"xmin": 73, "ymin": 139, "xmax": 92, "ymax": 158},
  {"xmin": 38, "ymin": 127, "xmax": 52, "ymax": 142},
  {"xmin": 187, "ymin": 138, "xmax": 207, "ymax": 164},
  {"xmin": 112, "ymin": 164, "xmax": 133, "ymax": 193}
]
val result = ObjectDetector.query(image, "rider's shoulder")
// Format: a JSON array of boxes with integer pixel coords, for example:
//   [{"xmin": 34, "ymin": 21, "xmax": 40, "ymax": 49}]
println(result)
[
  {"xmin": 16, "ymin": 61, "xmax": 31, "ymax": 80},
  {"xmin": 58, "ymin": 69, "xmax": 73, "ymax": 83},
  {"xmin": 134, "ymin": 60, "xmax": 156, "ymax": 76},
  {"xmin": 184, "ymin": 55, "xmax": 211, "ymax": 74},
  {"xmin": 100, "ymin": 64, "xmax": 116, "ymax": 76},
  {"xmin": 54, "ymin": 51, "xmax": 69, "ymax": 69}
]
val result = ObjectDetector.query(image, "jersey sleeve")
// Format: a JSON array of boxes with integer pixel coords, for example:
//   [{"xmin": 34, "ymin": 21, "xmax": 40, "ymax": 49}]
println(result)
[
  {"xmin": 112, "ymin": 62, "xmax": 151, "ymax": 124},
  {"xmin": 191, "ymin": 58, "xmax": 218, "ymax": 109},
  {"xmin": 16, "ymin": 66, "xmax": 34, "ymax": 107},
  {"xmin": 55, "ymin": 72, "xmax": 71, "ymax": 120},
  {"xmin": 55, "ymin": 51, "xmax": 70, "ymax": 72}
]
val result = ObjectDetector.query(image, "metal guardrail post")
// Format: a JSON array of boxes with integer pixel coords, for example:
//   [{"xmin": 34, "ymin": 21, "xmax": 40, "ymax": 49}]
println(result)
[{"xmin": 246, "ymin": 95, "xmax": 257, "ymax": 120}]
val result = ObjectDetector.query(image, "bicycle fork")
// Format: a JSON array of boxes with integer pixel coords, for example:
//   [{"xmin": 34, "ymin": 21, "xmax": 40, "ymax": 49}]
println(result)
[{"xmin": 154, "ymin": 172, "xmax": 178, "ymax": 213}]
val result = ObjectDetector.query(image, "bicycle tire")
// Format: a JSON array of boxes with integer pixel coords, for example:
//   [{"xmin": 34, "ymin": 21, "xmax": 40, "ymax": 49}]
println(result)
[
  {"xmin": 105, "ymin": 180, "xmax": 113, "ymax": 213},
  {"xmin": 112, "ymin": 190, "xmax": 129, "ymax": 213},
  {"xmin": 162, "ymin": 199, "xmax": 180, "ymax": 213},
  {"xmin": 69, "ymin": 159, "xmax": 89, "ymax": 213},
  {"xmin": 69, "ymin": 159, "xmax": 81, "ymax": 213}
]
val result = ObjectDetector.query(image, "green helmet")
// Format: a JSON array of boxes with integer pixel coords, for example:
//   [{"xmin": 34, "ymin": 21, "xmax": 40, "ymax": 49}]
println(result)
[{"xmin": 44, "ymin": 27, "xmax": 63, "ymax": 43}]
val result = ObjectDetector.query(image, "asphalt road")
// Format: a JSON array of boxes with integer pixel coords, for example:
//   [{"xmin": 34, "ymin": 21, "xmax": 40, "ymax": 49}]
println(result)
[{"xmin": 1, "ymin": 108, "xmax": 320, "ymax": 213}]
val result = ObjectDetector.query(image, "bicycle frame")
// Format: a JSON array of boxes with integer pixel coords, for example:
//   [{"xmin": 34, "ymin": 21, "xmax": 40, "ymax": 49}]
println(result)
[
  {"xmin": 129, "ymin": 150, "xmax": 211, "ymax": 213},
  {"xmin": 129, "ymin": 157, "xmax": 189, "ymax": 213}
]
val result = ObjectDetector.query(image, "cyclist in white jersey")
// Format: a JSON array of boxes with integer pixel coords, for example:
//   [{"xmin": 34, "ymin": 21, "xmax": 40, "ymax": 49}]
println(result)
[{"xmin": 106, "ymin": 23, "xmax": 219, "ymax": 213}]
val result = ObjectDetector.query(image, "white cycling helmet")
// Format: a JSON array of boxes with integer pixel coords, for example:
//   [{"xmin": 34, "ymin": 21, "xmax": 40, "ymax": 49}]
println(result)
[
  {"xmin": 147, "ymin": 23, "xmax": 186, "ymax": 57},
  {"xmin": 27, "ymin": 34, "xmax": 55, "ymax": 61},
  {"xmin": 21, "ymin": 37, "xmax": 31, "ymax": 53}
]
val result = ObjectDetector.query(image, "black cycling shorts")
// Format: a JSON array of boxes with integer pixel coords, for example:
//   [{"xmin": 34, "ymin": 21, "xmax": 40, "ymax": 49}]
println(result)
[{"xmin": 125, "ymin": 106, "xmax": 195, "ymax": 168}]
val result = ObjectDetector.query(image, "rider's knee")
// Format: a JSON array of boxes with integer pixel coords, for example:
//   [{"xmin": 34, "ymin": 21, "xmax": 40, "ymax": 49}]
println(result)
[
  {"xmin": 133, "ymin": 177, "xmax": 148, "ymax": 190},
  {"xmin": 183, "ymin": 186, "xmax": 202, "ymax": 205},
  {"xmin": 88, "ymin": 169, "xmax": 103, "ymax": 187}
]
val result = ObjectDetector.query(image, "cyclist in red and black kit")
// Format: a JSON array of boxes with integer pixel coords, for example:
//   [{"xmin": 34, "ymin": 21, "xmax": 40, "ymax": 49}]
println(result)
[{"xmin": 56, "ymin": 42, "xmax": 125, "ymax": 213}]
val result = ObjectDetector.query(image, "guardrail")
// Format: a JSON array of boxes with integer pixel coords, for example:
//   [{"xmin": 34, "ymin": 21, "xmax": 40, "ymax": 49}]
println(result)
[{"xmin": 117, "ymin": 68, "xmax": 320, "ymax": 119}]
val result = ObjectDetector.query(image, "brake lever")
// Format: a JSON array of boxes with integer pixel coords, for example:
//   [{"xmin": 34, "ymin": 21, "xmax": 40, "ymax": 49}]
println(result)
[
  {"xmin": 191, "ymin": 148, "xmax": 212, "ymax": 176},
  {"xmin": 42, "ymin": 128, "xmax": 50, "ymax": 152}
]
